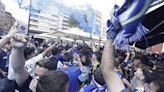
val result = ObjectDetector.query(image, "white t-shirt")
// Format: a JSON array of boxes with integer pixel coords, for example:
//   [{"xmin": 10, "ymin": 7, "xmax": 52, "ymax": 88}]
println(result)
[
  {"xmin": 7, "ymin": 54, "xmax": 43, "ymax": 80},
  {"xmin": 57, "ymin": 60, "xmax": 64, "ymax": 69},
  {"xmin": 25, "ymin": 54, "xmax": 43, "ymax": 76}
]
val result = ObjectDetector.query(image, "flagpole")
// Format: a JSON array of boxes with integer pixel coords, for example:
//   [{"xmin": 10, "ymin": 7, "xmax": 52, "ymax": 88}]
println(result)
[
  {"xmin": 90, "ymin": 29, "xmax": 93, "ymax": 47},
  {"xmin": 27, "ymin": 0, "xmax": 32, "ymax": 36}
]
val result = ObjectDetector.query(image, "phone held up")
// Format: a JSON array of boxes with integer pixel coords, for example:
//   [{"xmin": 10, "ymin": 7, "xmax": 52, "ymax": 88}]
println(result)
[{"xmin": 16, "ymin": 20, "xmax": 28, "ymax": 35}]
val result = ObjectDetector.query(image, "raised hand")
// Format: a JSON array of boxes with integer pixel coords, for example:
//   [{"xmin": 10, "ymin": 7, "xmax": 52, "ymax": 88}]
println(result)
[
  {"xmin": 0, "ymin": 23, "xmax": 19, "ymax": 48},
  {"xmin": 106, "ymin": 5, "xmax": 122, "ymax": 40},
  {"xmin": 29, "ymin": 78, "xmax": 38, "ymax": 92},
  {"xmin": 10, "ymin": 33, "xmax": 28, "ymax": 48},
  {"xmin": 6, "ymin": 22, "xmax": 19, "ymax": 38}
]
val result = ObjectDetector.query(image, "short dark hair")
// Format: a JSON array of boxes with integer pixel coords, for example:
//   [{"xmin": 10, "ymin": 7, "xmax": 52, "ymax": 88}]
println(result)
[
  {"xmin": 63, "ymin": 52, "xmax": 73, "ymax": 62},
  {"xmin": 93, "ymin": 51, "xmax": 102, "ymax": 63},
  {"xmin": 145, "ymin": 70, "xmax": 164, "ymax": 92},
  {"xmin": 24, "ymin": 47, "xmax": 35, "ymax": 59},
  {"xmin": 93, "ymin": 67, "xmax": 105, "ymax": 86},
  {"xmin": 134, "ymin": 54, "xmax": 149, "ymax": 65},
  {"xmin": 79, "ymin": 48, "xmax": 92, "ymax": 66},
  {"xmin": 51, "ymin": 47, "xmax": 59, "ymax": 56},
  {"xmin": 36, "ymin": 58, "xmax": 58, "ymax": 70},
  {"xmin": 36, "ymin": 70, "xmax": 69, "ymax": 92},
  {"xmin": 114, "ymin": 56, "xmax": 125, "ymax": 68},
  {"xmin": 58, "ymin": 45, "xmax": 66, "ymax": 54}
]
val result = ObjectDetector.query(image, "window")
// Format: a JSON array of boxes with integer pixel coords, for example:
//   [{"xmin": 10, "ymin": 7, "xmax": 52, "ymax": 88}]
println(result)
[
  {"xmin": 51, "ymin": 19, "xmax": 56, "ymax": 22},
  {"xmin": 50, "ymin": 28, "xmax": 57, "ymax": 31},
  {"xmin": 30, "ymin": 14, "xmax": 39, "ymax": 18},
  {"xmin": 51, "ymin": 14, "xmax": 57, "ymax": 17},
  {"xmin": 29, "ymin": 24, "xmax": 38, "ymax": 28},
  {"xmin": 40, "ymin": 16, "xmax": 45, "ymax": 20},
  {"xmin": 30, "ymin": 19, "xmax": 38, "ymax": 23},
  {"xmin": 63, "ymin": 20, "xmax": 68, "ymax": 23}
]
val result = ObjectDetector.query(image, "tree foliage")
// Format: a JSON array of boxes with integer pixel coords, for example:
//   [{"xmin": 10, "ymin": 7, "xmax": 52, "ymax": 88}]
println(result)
[{"xmin": 68, "ymin": 15, "xmax": 79, "ymax": 28}]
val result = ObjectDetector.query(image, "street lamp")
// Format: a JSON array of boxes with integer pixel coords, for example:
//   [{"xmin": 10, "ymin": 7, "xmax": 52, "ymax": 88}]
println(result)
[{"xmin": 90, "ymin": 29, "xmax": 93, "ymax": 47}]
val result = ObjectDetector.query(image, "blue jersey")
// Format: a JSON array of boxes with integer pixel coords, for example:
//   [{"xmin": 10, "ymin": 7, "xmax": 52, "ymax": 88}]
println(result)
[
  {"xmin": 127, "ymin": 59, "xmax": 133, "ymax": 65},
  {"xmin": 57, "ymin": 54, "xmax": 63, "ymax": 63},
  {"xmin": 5, "ymin": 51, "xmax": 10, "ymax": 69},
  {"xmin": 81, "ymin": 82, "xmax": 128, "ymax": 92},
  {"xmin": 0, "ymin": 49, "xmax": 7, "ymax": 78},
  {"xmin": 63, "ymin": 62, "xmax": 74, "ymax": 67},
  {"xmin": 61, "ymin": 66, "xmax": 82, "ymax": 92},
  {"xmin": 80, "ymin": 84, "xmax": 98, "ymax": 92},
  {"xmin": 81, "ymin": 84, "xmax": 128, "ymax": 92}
]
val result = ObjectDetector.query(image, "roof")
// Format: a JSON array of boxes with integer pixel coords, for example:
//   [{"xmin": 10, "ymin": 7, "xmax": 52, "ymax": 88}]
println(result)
[{"xmin": 133, "ymin": 4, "xmax": 164, "ymax": 49}]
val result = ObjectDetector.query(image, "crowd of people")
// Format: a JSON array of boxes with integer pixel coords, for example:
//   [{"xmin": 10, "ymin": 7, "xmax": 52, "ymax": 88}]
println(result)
[
  {"xmin": 0, "ymin": 22, "xmax": 163, "ymax": 92},
  {"xmin": 2, "ymin": 2, "xmax": 164, "ymax": 90}
]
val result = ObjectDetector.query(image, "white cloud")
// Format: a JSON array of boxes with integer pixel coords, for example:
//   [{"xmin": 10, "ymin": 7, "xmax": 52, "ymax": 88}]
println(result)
[
  {"xmin": 1, "ymin": 0, "xmax": 125, "ymax": 23},
  {"xmin": 90, "ymin": 0, "xmax": 125, "ymax": 22},
  {"xmin": 1, "ymin": 0, "xmax": 29, "ymax": 24}
]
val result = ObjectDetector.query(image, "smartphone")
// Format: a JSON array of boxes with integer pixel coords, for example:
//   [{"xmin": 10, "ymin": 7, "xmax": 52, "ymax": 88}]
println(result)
[{"xmin": 16, "ymin": 20, "xmax": 28, "ymax": 35}]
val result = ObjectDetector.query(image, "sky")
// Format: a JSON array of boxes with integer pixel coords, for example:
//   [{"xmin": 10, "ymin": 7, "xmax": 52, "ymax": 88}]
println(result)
[
  {"xmin": 1, "ymin": 0, "xmax": 29, "ymax": 24},
  {"xmin": 1, "ymin": 0, "xmax": 125, "ymax": 23},
  {"xmin": 63, "ymin": 0, "xmax": 125, "ymax": 20}
]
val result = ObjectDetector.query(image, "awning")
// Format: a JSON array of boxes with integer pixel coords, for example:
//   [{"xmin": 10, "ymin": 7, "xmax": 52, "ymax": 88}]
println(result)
[
  {"xmin": 133, "ymin": 4, "xmax": 164, "ymax": 49},
  {"xmin": 35, "ymin": 28, "xmax": 100, "ymax": 42}
]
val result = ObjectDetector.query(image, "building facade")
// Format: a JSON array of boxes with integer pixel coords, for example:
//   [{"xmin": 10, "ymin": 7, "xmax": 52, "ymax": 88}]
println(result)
[
  {"xmin": 150, "ymin": 43, "xmax": 164, "ymax": 53},
  {"xmin": 93, "ymin": 10, "xmax": 102, "ymax": 36},
  {"xmin": 29, "ymin": 0, "xmax": 70, "ymax": 35},
  {"xmin": 100, "ymin": 22, "xmax": 107, "ymax": 37},
  {"xmin": 0, "ymin": 1, "xmax": 6, "ymax": 35}
]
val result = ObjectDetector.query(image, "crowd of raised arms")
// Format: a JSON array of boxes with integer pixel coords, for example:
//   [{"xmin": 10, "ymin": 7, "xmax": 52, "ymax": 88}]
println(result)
[{"xmin": 0, "ymin": 22, "xmax": 163, "ymax": 92}]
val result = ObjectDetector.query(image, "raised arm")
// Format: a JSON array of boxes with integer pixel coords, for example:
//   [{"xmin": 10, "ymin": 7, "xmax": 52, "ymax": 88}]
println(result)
[
  {"xmin": 101, "ymin": 39, "xmax": 125, "ymax": 92},
  {"xmin": 41, "ymin": 43, "xmax": 56, "ymax": 57},
  {"xmin": 0, "ymin": 36, "xmax": 10, "ymax": 48},
  {"xmin": 124, "ymin": 52, "xmax": 130, "ymax": 63},
  {"xmin": 0, "ymin": 25, "xmax": 18, "ymax": 48},
  {"xmin": 10, "ymin": 33, "xmax": 29, "ymax": 86},
  {"xmin": 74, "ymin": 53, "xmax": 84, "ymax": 70}
]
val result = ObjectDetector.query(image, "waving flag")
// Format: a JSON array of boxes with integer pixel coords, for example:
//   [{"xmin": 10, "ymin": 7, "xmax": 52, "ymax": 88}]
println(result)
[
  {"xmin": 107, "ymin": 0, "xmax": 152, "ymax": 50},
  {"xmin": 70, "ymin": 5, "xmax": 100, "ymax": 35}
]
